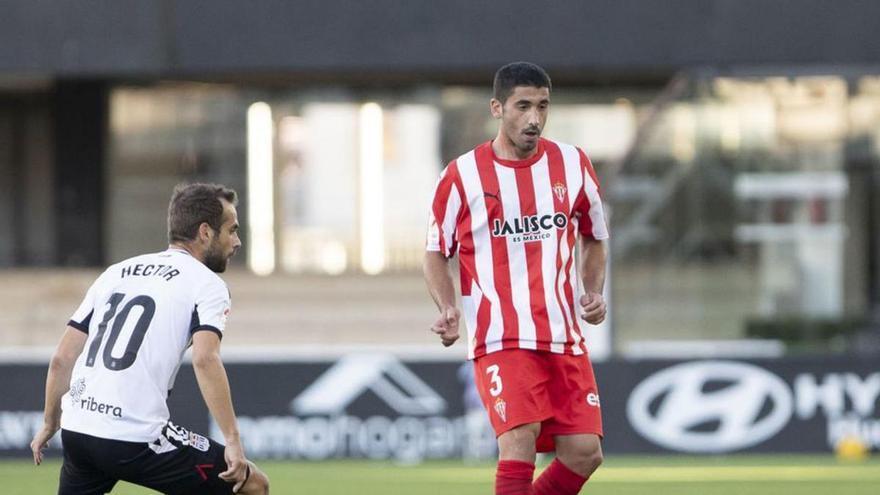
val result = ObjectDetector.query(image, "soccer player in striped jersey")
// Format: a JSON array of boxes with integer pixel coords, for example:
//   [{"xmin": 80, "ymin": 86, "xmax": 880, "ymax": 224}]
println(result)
[
  {"xmin": 425, "ymin": 62, "xmax": 608, "ymax": 495},
  {"xmin": 31, "ymin": 184, "xmax": 269, "ymax": 494}
]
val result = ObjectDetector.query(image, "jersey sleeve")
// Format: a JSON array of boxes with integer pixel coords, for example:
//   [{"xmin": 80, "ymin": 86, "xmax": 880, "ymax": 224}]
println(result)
[
  {"xmin": 426, "ymin": 161, "xmax": 464, "ymax": 257},
  {"xmin": 575, "ymin": 148, "xmax": 610, "ymax": 241},
  {"xmin": 68, "ymin": 274, "xmax": 104, "ymax": 333},
  {"xmin": 191, "ymin": 278, "xmax": 232, "ymax": 339}
]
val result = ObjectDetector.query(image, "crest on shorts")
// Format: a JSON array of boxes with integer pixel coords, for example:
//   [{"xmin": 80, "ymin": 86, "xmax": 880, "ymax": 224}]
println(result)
[
  {"xmin": 552, "ymin": 182, "xmax": 567, "ymax": 202},
  {"xmin": 189, "ymin": 432, "xmax": 211, "ymax": 452},
  {"xmin": 494, "ymin": 397, "xmax": 507, "ymax": 423}
]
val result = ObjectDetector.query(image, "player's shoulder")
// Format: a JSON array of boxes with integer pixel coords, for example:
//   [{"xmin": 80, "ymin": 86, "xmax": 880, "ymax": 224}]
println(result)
[
  {"xmin": 172, "ymin": 253, "xmax": 228, "ymax": 292},
  {"xmin": 543, "ymin": 138, "xmax": 594, "ymax": 173},
  {"xmin": 542, "ymin": 138, "xmax": 586, "ymax": 158},
  {"xmin": 446, "ymin": 141, "xmax": 488, "ymax": 173}
]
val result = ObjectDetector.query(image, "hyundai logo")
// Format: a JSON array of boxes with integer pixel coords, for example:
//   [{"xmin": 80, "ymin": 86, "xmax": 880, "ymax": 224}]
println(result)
[{"xmin": 626, "ymin": 361, "xmax": 793, "ymax": 453}]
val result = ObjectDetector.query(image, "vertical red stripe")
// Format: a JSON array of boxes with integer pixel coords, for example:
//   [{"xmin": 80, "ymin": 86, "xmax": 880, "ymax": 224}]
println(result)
[
  {"xmin": 474, "ymin": 294, "xmax": 492, "ymax": 357},
  {"xmin": 431, "ymin": 161, "xmax": 457, "ymax": 255},
  {"xmin": 579, "ymin": 148, "xmax": 603, "ymax": 198},
  {"xmin": 574, "ymin": 149, "xmax": 597, "ymax": 237},
  {"xmin": 474, "ymin": 143, "xmax": 519, "ymax": 350},
  {"xmin": 575, "ymin": 148, "xmax": 601, "ymax": 354},
  {"xmin": 450, "ymin": 160, "xmax": 487, "ymax": 356},
  {"xmin": 513, "ymin": 166, "xmax": 552, "ymax": 352},
  {"xmin": 563, "ymin": 218, "xmax": 586, "ymax": 354},
  {"xmin": 544, "ymin": 140, "xmax": 576, "ymax": 354}
]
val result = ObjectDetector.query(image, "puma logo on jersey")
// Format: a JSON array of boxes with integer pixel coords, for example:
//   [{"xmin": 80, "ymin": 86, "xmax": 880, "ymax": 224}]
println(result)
[{"xmin": 79, "ymin": 396, "xmax": 123, "ymax": 418}]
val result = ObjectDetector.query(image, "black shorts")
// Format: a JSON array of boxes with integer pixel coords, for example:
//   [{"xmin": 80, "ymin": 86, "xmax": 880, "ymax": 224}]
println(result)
[{"xmin": 59, "ymin": 423, "xmax": 235, "ymax": 495}]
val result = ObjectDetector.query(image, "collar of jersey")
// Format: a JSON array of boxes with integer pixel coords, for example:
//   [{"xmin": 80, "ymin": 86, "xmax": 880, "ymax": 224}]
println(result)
[
  {"xmin": 488, "ymin": 139, "xmax": 546, "ymax": 169},
  {"xmin": 166, "ymin": 247, "xmax": 193, "ymax": 257}
]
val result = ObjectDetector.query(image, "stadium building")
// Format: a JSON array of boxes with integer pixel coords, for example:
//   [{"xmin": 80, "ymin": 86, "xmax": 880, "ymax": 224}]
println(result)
[{"xmin": 1, "ymin": 0, "xmax": 879, "ymax": 466}]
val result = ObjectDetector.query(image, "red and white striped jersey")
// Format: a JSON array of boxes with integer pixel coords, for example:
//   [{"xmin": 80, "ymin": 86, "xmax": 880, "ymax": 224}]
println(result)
[{"xmin": 426, "ymin": 138, "xmax": 609, "ymax": 360}]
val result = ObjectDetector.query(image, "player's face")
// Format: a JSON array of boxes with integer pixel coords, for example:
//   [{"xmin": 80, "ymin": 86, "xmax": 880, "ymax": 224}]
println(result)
[
  {"xmin": 491, "ymin": 85, "xmax": 550, "ymax": 156},
  {"xmin": 204, "ymin": 200, "xmax": 241, "ymax": 273}
]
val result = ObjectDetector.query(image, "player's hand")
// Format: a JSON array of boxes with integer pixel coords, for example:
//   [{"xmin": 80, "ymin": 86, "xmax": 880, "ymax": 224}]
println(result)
[
  {"xmin": 219, "ymin": 440, "xmax": 250, "ymax": 493},
  {"xmin": 30, "ymin": 424, "xmax": 58, "ymax": 466},
  {"xmin": 431, "ymin": 306, "xmax": 460, "ymax": 347},
  {"xmin": 580, "ymin": 292, "xmax": 606, "ymax": 325}
]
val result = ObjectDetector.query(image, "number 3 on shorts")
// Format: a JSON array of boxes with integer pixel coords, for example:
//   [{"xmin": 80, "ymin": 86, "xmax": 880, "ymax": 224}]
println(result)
[{"xmin": 486, "ymin": 364, "xmax": 503, "ymax": 397}]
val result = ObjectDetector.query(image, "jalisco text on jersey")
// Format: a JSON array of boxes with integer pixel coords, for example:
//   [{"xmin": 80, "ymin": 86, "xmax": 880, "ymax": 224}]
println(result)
[
  {"xmin": 491, "ymin": 213, "xmax": 568, "ymax": 238},
  {"xmin": 120, "ymin": 263, "xmax": 180, "ymax": 281}
]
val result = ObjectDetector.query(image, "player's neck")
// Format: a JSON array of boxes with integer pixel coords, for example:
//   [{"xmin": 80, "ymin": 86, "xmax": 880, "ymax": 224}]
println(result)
[
  {"xmin": 491, "ymin": 134, "xmax": 539, "ymax": 161},
  {"xmin": 168, "ymin": 243, "xmax": 201, "ymax": 261}
]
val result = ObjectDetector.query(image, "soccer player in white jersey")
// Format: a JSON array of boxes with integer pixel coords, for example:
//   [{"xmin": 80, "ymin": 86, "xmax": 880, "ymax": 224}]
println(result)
[
  {"xmin": 425, "ymin": 62, "xmax": 608, "ymax": 494},
  {"xmin": 31, "ymin": 183, "xmax": 269, "ymax": 494}
]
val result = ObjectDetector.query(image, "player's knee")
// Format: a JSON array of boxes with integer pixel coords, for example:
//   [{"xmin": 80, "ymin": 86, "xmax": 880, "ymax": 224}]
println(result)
[
  {"xmin": 242, "ymin": 467, "xmax": 270, "ymax": 495},
  {"xmin": 497, "ymin": 423, "xmax": 541, "ymax": 461},
  {"xmin": 561, "ymin": 446, "xmax": 603, "ymax": 477},
  {"xmin": 585, "ymin": 448, "xmax": 603, "ymax": 472}
]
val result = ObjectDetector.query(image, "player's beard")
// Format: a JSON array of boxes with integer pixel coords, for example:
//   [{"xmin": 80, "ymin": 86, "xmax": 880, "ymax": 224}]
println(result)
[
  {"xmin": 203, "ymin": 240, "xmax": 229, "ymax": 273},
  {"xmin": 518, "ymin": 125, "xmax": 541, "ymax": 151}
]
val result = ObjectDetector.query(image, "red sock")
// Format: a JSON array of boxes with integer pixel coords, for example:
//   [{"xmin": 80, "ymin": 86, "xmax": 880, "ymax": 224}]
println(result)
[
  {"xmin": 532, "ymin": 458, "xmax": 588, "ymax": 495},
  {"xmin": 496, "ymin": 460, "xmax": 535, "ymax": 495}
]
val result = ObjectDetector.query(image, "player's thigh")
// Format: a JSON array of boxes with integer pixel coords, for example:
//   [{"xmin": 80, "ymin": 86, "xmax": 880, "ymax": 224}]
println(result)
[
  {"xmin": 554, "ymin": 433, "xmax": 602, "ymax": 459},
  {"xmin": 58, "ymin": 452, "xmax": 118, "ymax": 495},
  {"xmin": 544, "ymin": 353, "xmax": 603, "ymax": 436},
  {"xmin": 122, "ymin": 423, "xmax": 235, "ymax": 495},
  {"xmin": 497, "ymin": 422, "xmax": 542, "ymax": 461},
  {"xmin": 473, "ymin": 349, "xmax": 553, "ymax": 431},
  {"xmin": 58, "ymin": 430, "xmax": 125, "ymax": 495},
  {"xmin": 553, "ymin": 433, "xmax": 604, "ymax": 475}
]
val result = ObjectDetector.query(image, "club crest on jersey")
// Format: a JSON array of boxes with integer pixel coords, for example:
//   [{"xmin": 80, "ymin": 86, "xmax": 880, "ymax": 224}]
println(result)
[
  {"xmin": 491, "ymin": 213, "xmax": 568, "ymax": 243},
  {"xmin": 69, "ymin": 377, "xmax": 86, "ymax": 403},
  {"xmin": 494, "ymin": 397, "xmax": 507, "ymax": 423},
  {"xmin": 553, "ymin": 182, "xmax": 567, "ymax": 202}
]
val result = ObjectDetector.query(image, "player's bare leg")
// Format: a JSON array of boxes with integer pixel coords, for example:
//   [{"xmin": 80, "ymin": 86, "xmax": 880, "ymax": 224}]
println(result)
[
  {"xmin": 533, "ymin": 433, "xmax": 602, "ymax": 495},
  {"xmin": 236, "ymin": 461, "xmax": 270, "ymax": 494},
  {"xmin": 554, "ymin": 433, "xmax": 603, "ymax": 477},
  {"xmin": 495, "ymin": 422, "xmax": 540, "ymax": 494}
]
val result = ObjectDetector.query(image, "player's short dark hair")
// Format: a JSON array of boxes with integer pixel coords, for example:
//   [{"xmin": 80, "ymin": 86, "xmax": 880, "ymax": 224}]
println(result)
[
  {"xmin": 493, "ymin": 62, "xmax": 552, "ymax": 103},
  {"xmin": 167, "ymin": 183, "xmax": 238, "ymax": 243}
]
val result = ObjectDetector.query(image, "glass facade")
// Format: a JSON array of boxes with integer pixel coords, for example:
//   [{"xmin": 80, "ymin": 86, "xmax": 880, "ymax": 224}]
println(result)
[
  {"xmin": 611, "ymin": 74, "xmax": 880, "ymax": 352},
  {"xmin": 103, "ymin": 73, "xmax": 880, "ymax": 354}
]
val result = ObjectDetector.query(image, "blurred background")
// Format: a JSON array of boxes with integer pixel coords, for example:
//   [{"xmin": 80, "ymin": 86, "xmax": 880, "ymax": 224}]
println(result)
[{"xmin": 1, "ymin": 1, "xmax": 879, "ymax": 492}]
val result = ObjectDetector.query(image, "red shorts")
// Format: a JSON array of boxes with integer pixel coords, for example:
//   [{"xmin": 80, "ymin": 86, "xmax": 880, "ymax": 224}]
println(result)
[{"xmin": 473, "ymin": 349, "xmax": 603, "ymax": 453}]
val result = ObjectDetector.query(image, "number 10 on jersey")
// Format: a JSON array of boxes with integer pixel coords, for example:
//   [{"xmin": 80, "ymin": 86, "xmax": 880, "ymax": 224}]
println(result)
[{"xmin": 85, "ymin": 293, "xmax": 156, "ymax": 371}]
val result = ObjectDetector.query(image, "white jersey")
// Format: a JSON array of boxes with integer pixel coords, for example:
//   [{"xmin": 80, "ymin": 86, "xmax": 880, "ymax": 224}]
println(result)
[{"xmin": 61, "ymin": 248, "xmax": 231, "ymax": 442}]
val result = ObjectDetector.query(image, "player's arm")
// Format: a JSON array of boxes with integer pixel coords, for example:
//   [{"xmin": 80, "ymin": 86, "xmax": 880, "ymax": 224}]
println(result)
[
  {"xmin": 31, "ymin": 326, "xmax": 87, "ymax": 465},
  {"xmin": 578, "ymin": 236, "xmax": 608, "ymax": 325},
  {"xmin": 424, "ymin": 163, "xmax": 463, "ymax": 347},
  {"xmin": 424, "ymin": 251, "xmax": 460, "ymax": 347},
  {"xmin": 190, "ymin": 331, "xmax": 251, "ymax": 490}
]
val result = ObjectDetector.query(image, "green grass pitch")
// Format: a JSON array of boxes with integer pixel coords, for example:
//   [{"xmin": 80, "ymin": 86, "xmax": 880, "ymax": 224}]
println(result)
[{"xmin": 4, "ymin": 455, "xmax": 879, "ymax": 494}]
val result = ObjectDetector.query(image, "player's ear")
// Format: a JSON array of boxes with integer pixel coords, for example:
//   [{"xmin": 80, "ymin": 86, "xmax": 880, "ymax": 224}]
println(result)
[
  {"xmin": 490, "ymin": 98, "xmax": 502, "ymax": 119},
  {"xmin": 198, "ymin": 222, "xmax": 214, "ymax": 243}
]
